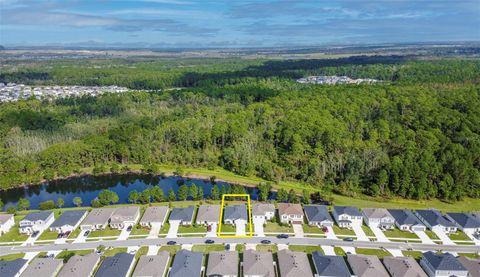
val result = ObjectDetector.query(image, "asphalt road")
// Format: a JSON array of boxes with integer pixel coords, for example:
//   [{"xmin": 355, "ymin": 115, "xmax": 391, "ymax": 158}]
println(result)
[{"xmin": 1, "ymin": 236, "xmax": 479, "ymax": 255}]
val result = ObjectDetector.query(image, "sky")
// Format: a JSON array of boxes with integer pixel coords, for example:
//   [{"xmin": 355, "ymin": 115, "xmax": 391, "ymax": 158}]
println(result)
[{"xmin": 0, "ymin": 0, "xmax": 479, "ymax": 48}]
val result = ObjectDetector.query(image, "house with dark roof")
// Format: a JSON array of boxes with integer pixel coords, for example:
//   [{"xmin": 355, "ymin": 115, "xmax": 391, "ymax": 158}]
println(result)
[
  {"xmin": 223, "ymin": 205, "xmax": 248, "ymax": 225},
  {"xmin": 169, "ymin": 250, "xmax": 203, "ymax": 277},
  {"xmin": 277, "ymin": 203, "xmax": 304, "ymax": 224},
  {"xmin": 168, "ymin": 206, "xmax": 195, "ymax": 225},
  {"xmin": 415, "ymin": 210, "xmax": 457, "ymax": 233},
  {"xmin": 0, "ymin": 214, "xmax": 14, "ymax": 236},
  {"xmin": 132, "ymin": 252, "xmax": 170, "ymax": 277},
  {"xmin": 19, "ymin": 211, "xmax": 55, "ymax": 234},
  {"xmin": 347, "ymin": 254, "xmax": 389, "ymax": 277},
  {"xmin": 0, "ymin": 258, "xmax": 28, "ymax": 277},
  {"xmin": 251, "ymin": 203, "xmax": 275, "ymax": 222},
  {"xmin": 457, "ymin": 256, "xmax": 480, "ymax": 277},
  {"xmin": 388, "ymin": 209, "xmax": 426, "ymax": 232},
  {"xmin": 419, "ymin": 251, "xmax": 468, "ymax": 277},
  {"xmin": 242, "ymin": 250, "xmax": 275, "ymax": 277},
  {"xmin": 445, "ymin": 212, "xmax": 480, "ymax": 235},
  {"xmin": 140, "ymin": 206, "xmax": 169, "ymax": 228},
  {"xmin": 362, "ymin": 208, "xmax": 395, "ymax": 229},
  {"xmin": 49, "ymin": 210, "xmax": 88, "ymax": 233},
  {"xmin": 332, "ymin": 206, "xmax": 363, "ymax": 229},
  {"xmin": 196, "ymin": 205, "xmax": 221, "ymax": 225},
  {"xmin": 20, "ymin": 258, "xmax": 63, "ymax": 277},
  {"xmin": 311, "ymin": 251, "xmax": 351, "ymax": 277},
  {"xmin": 277, "ymin": 249, "xmax": 313, "ymax": 277},
  {"xmin": 57, "ymin": 253, "xmax": 100, "ymax": 277},
  {"xmin": 206, "ymin": 251, "xmax": 238, "ymax": 277},
  {"xmin": 304, "ymin": 205, "xmax": 333, "ymax": 227},
  {"xmin": 95, "ymin": 252, "xmax": 135, "ymax": 277},
  {"xmin": 383, "ymin": 256, "xmax": 427, "ymax": 277}
]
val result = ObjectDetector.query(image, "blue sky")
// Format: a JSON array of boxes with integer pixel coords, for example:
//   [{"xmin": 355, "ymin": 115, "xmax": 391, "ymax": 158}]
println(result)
[{"xmin": 1, "ymin": 0, "xmax": 479, "ymax": 48}]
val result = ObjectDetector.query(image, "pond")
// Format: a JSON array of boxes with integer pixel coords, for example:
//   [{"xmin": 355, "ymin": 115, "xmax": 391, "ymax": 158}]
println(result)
[{"xmin": 0, "ymin": 174, "xmax": 275, "ymax": 211}]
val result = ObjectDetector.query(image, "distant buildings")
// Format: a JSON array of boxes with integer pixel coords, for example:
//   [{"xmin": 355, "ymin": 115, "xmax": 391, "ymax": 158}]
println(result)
[{"xmin": 297, "ymin": 75, "xmax": 379, "ymax": 85}]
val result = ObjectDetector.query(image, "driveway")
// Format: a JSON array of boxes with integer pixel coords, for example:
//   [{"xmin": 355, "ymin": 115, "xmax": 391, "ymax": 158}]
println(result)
[
  {"xmin": 321, "ymin": 245, "xmax": 336, "ymax": 255},
  {"xmin": 206, "ymin": 223, "xmax": 217, "ymax": 238},
  {"xmin": 433, "ymin": 230, "xmax": 455, "ymax": 245},
  {"xmin": 414, "ymin": 230, "xmax": 435, "ymax": 244},
  {"xmin": 292, "ymin": 224, "xmax": 304, "ymax": 238},
  {"xmin": 325, "ymin": 226, "xmax": 336, "ymax": 239},
  {"xmin": 167, "ymin": 221, "xmax": 180, "ymax": 238},
  {"xmin": 235, "ymin": 220, "xmax": 246, "ymax": 236},
  {"xmin": 117, "ymin": 227, "xmax": 130, "ymax": 240},
  {"xmin": 147, "ymin": 245, "xmax": 159, "ymax": 255},
  {"xmin": 148, "ymin": 223, "xmax": 161, "ymax": 239},
  {"xmin": 324, "ymin": 226, "xmax": 356, "ymax": 254},
  {"xmin": 371, "ymin": 226, "xmax": 404, "ymax": 257},
  {"xmin": 253, "ymin": 218, "xmax": 265, "ymax": 237},
  {"xmin": 352, "ymin": 224, "xmax": 369, "ymax": 241},
  {"xmin": 464, "ymin": 231, "xmax": 480, "ymax": 245}
]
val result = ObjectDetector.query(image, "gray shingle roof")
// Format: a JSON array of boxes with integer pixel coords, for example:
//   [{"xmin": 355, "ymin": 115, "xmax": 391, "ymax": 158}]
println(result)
[
  {"xmin": 23, "ymin": 211, "xmax": 53, "ymax": 222},
  {"xmin": 206, "ymin": 251, "xmax": 238, "ymax": 276},
  {"xmin": 57, "ymin": 253, "xmax": 100, "ymax": 277},
  {"xmin": 81, "ymin": 208, "xmax": 116, "ymax": 226},
  {"xmin": 388, "ymin": 209, "xmax": 424, "ymax": 226},
  {"xmin": 251, "ymin": 204, "xmax": 275, "ymax": 217},
  {"xmin": 140, "ymin": 206, "xmax": 168, "ymax": 224},
  {"xmin": 422, "ymin": 251, "xmax": 467, "ymax": 271},
  {"xmin": 196, "ymin": 205, "xmax": 221, "ymax": 223},
  {"xmin": 224, "ymin": 205, "xmax": 248, "ymax": 221},
  {"xmin": 50, "ymin": 210, "xmax": 87, "ymax": 228},
  {"xmin": 457, "ymin": 256, "xmax": 480, "ymax": 277},
  {"xmin": 0, "ymin": 258, "xmax": 28, "ymax": 277},
  {"xmin": 311, "ymin": 251, "xmax": 350, "ymax": 277},
  {"xmin": 170, "ymin": 250, "xmax": 203, "ymax": 277},
  {"xmin": 169, "ymin": 206, "xmax": 195, "ymax": 222},
  {"xmin": 0, "ymin": 214, "xmax": 13, "ymax": 225},
  {"xmin": 277, "ymin": 249, "xmax": 313, "ymax": 277},
  {"xmin": 347, "ymin": 254, "xmax": 390, "ymax": 277},
  {"xmin": 333, "ymin": 206, "xmax": 362, "ymax": 217},
  {"xmin": 132, "ymin": 252, "xmax": 170, "ymax": 277},
  {"xmin": 362, "ymin": 208, "xmax": 393, "ymax": 220},
  {"xmin": 20, "ymin": 258, "xmax": 63, "ymax": 277},
  {"xmin": 243, "ymin": 250, "xmax": 275, "ymax": 277},
  {"xmin": 383, "ymin": 256, "xmax": 427, "ymax": 277},
  {"xmin": 446, "ymin": 212, "xmax": 480, "ymax": 229},
  {"xmin": 95, "ymin": 253, "xmax": 135, "ymax": 277},
  {"xmin": 110, "ymin": 206, "xmax": 140, "ymax": 224},
  {"xmin": 304, "ymin": 205, "xmax": 333, "ymax": 223},
  {"xmin": 416, "ymin": 210, "xmax": 456, "ymax": 228}
]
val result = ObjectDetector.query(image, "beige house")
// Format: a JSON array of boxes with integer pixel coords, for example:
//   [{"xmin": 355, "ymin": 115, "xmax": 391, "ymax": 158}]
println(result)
[
  {"xmin": 206, "ymin": 251, "xmax": 238, "ymax": 277},
  {"xmin": 347, "ymin": 254, "xmax": 390, "ymax": 277},
  {"xmin": 383, "ymin": 256, "xmax": 427, "ymax": 277},
  {"xmin": 139, "ymin": 206, "xmax": 168, "ymax": 228},
  {"xmin": 57, "ymin": 253, "xmax": 100, "ymax": 277},
  {"xmin": 251, "ymin": 204, "xmax": 275, "ymax": 221},
  {"xmin": 242, "ymin": 250, "xmax": 275, "ymax": 277},
  {"xmin": 277, "ymin": 203, "xmax": 304, "ymax": 224},
  {"xmin": 80, "ymin": 208, "xmax": 116, "ymax": 231},
  {"xmin": 132, "ymin": 252, "xmax": 170, "ymax": 277},
  {"xmin": 110, "ymin": 206, "xmax": 140, "ymax": 229},
  {"xmin": 196, "ymin": 205, "xmax": 221, "ymax": 225},
  {"xmin": 277, "ymin": 249, "xmax": 313, "ymax": 277}
]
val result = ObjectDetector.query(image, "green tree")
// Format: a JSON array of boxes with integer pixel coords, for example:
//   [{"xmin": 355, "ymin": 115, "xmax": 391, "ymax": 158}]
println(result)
[
  {"xmin": 178, "ymin": 184, "xmax": 189, "ymax": 201},
  {"xmin": 288, "ymin": 189, "xmax": 298, "ymax": 203},
  {"xmin": 128, "ymin": 190, "xmax": 140, "ymax": 204},
  {"xmin": 98, "ymin": 190, "xmax": 119, "ymax": 206},
  {"xmin": 91, "ymin": 198, "xmax": 102, "ymax": 208},
  {"xmin": 17, "ymin": 198, "xmax": 30, "ymax": 211},
  {"xmin": 196, "ymin": 187, "xmax": 204, "ymax": 200},
  {"xmin": 258, "ymin": 182, "xmax": 272, "ymax": 201},
  {"xmin": 276, "ymin": 189, "xmax": 288, "ymax": 202},
  {"xmin": 211, "ymin": 184, "xmax": 220, "ymax": 200},
  {"xmin": 0, "ymin": 198, "xmax": 3, "ymax": 211},
  {"xmin": 151, "ymin": 186, "xmax": 164, "ymax": 202},
  {"xmin": 168, "ymin": 189, "xmax": 176, "ymax": 201},
  {"xmin": 6, "ymin": 206, "xmax": 16, "ymax": 214},
  {"xmin": 56, "ymin": 198, "xmax": 65, "ymax": 208},
  {"xmin": 139, "ymin": 188, "xmax": 152, "ymax": 204},
  {"xmin": 39, "ymin": 200, "xmax": 55, "ymax": 210},
  {"xmin": 189, "ymin": 183, "xmax": 198, "ymax": 200},
  {"xmin": 302, "ymin": 189, "xmax": 310, "ymax": 204},
  {"xmin": 73, "ymin": 197, "xmax": 83, "ymax": 207}
]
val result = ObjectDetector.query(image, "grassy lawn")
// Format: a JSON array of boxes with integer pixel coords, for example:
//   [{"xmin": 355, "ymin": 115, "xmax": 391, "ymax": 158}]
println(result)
[
  {"xmin": 288, "ymin": 245, "xmax": 324, "ymax": 254},
  {"xmin": 256, "ymin": 244, "xmax": 278, "ymax": 252},
  {"xmin": 104, "ymin": 247, "xmax": 127, "ymax": 257},
  {"xmin": 159, "ymin": 245, "xmax": 181, "ymax": 255},
  {"xmin": 130, "ymin": 225, "xmax": 151, "ymax": 236},
  {"xmin": 68, "ymin": 227, "xmax": 82, "ymax": 239},
  {"xmin": 356, "ymin": 248, "xmax": 392, "ymax": 258},
  {"xmin": 56, "ymin": 250, "xmax": 94, "ymax": 262},
  {"xmin": 332, "ymin": 225, "xmax": 355, "ymax": 236},
  {"xmin": 448, "ymin": 231, "xmax": 471, "ymax": 241},
  {"xmin": 402, "ymin": 251, "xmax": 423, "ymax": 259},
  {"xmin": 361, "ymin": 226, "xmax": 375, "ymax": 237},
  {"xmin": 334, "ymin": 247, "xmax": 346, "ymax": 256},
  {"xmin": 458, "ymin": 253, "xmax": 480, "ymax": 259},
  {"xmin": 236, "ymin": 244, "xmax": 246, "ymax": 252},
  {"xmin": 135, "ymin": 246, "xmax": 149, "ymax": 259},
  {"xmin": 38, "ymin": 230, "xmax": 59, "ymax": 241},
  {"xmin": 178, "ymin": 224, "xmax": 207, "ymax": 233},
  {"xmin": 0, "ymin": 253, "xmax": 25, "ymax": 261},
  {"xmin": 192, "ymin": 244, "xmax": 225, "ymax": 253},
  {"xmin": 219, "ymin": 224, "xmax": 236, "ymax": 233},
  {"xmin": 0, "ymin": 226, "xmax": 28, "ymax": 243},
  {"xmin": 302, "ymin": 224, "xmax": 325, "ymax": 234},
  {"xmin": 264, "ymin": 222, "xmax": 293, "ymax": 233},
  {"xmin": 89, "ymin": 227, "xmax": 121, "ymax": 238},
  {"xmin": 160, "ymin": 222, "xmax": 170, "ymax": 234},
  {"xmin": 424, "ymin": 230, "xmax": 440, "ymax": 240},
  {"xmin": 383, "ymin": 228, "xmax": 419, "ymax": 239}
]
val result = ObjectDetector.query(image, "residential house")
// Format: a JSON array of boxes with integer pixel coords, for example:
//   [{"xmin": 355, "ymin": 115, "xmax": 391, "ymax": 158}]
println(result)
[
  {"xmin": 251, "ymin": 203, "xmax": 275, "ymax": 222},
  {"xmin": 457, "ymin": 256, "xmax": 480, "ymax": 277},
  {"xmin": 311, "ymin": 251, "xmax": 351, "ymax": 277},
  {"xmin": 223, "ymin": 205, "xmax": 248, "ymax": 225},
  {"xmin": 415, "ymin": 210, "xmax": 457, "ymax": 234},
  {"xmin": 49, "ymin": 210, "xmax": 88, "ymax": 233},
  {"xmin": 383, "ymin": 256, "xmax": 427, "ymax": 277},
  {"xmin": 0, "ymin": 214, "xmax": 14, "ymax": 235},
  {"xmin": 109, "ymin": 206, "xmax": 140, "ymax": 229},
  {"xmin": 277, "ymin": 249, "xmax": 313, "ymax": 277},
  {"xmin": 20, "ymin": 258, "xmax": 63, "ymax": 277},
  {"xmin": 347, "ymin": 254, "xmax": 390, "ymax": 277},
  {"xmin": 242, "ymin": 250, "xmax": 275, "ymax": 277},
  {"xmin": 80, "ymin": 208, "xmax": 116, "ymax": 231},
  {"xmin": 277, "ymin": 203, "xmax": 304, "ymax": 224},
  {"xmin": 420, "ymin": 251, "xmax": 468, "ymax": 277},
  {"xmin": 132, "ymin": 252, "xmax": 170, "ymax": 277},
  {"xmin": 139, "ymin": 206, "xmax": 169, "ymax": 228},
  {"xmin": 445, "ymin": 212, "xmax": 480, "ymax": 235},
  {"xmin": 196, "ymin": 205, "xmax": 221, "ymax": 225},
  {"xmin": 362, "ymin": 208, "xmax": 395, "ymax": 229},
  {"xmin": 332, "ymin": 206, "xmax": 363, "ymax": 229},
  {"xmin": 95, "ymin": 253, "xmax": 135, "ymax": 277},
  {"xmin": 0, "ymin": 258, "xmax": 28, "ymax": 277},
  {"xmin": 19, "ymin": 211, "xmax": 54, "ymax": 234},
  {"xmin": 57, "ymin": 253, "xmax": 100, "ymax": 277},
  {"xmin": 388, "ymin": 209, "xmax": 426, "ymax": 232},
  {"xmin": 168, "ymin": 206, "xmax": 195, "ymax": 225},
  {"xmin": 303, "ymin": 205, "xmax": 333, "ymax": 227},
  {"xmin": 169, "ymin": 250, "xmax": 203, "ymax": 277},
  {"xmin": 206, "ymin": 251, "xmax": 238, "ymax": 277}
]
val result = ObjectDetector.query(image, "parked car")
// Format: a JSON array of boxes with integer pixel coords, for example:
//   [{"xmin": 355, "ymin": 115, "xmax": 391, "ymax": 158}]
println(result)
[
  {"xmin": 31, "ymin": 231, "xmax": 39, "ymax": 238},
  {"xmin": 277, "ymin": 234, "xmax": 289, "ymax": 239},
  {"xmin": 205, "ymin": 239, "xmax": 215, "ymax": 244},
  {"xmin": 84, "ymin": 230, "xmax": 90, "ymax": 237},
  {"xmin": 261, "ymin": 240, "xmax": 271, "ymax": 244},
  {"xmin": 167, "ymin": 241, "xmax": 177, "ymax": 245},
  {"xmin": 127, "ymin": 226, "xmax": 133, "ymax": 232},
  {"xmin": 322, "ymin": 227, "xmax": 328, "ymax": 232},
  {"xmin": 207, "ymin": 225, "xmax": 212, "ymax": 232},
  {"xmin": 57, "ymin": 233, "xmax": 64, "ymax": 239},
  {"xmin": 225, "ymin": 244, "xmax": 230, "ymax": 250},
  {"xmin": 64, "ymin": 231, "xmax": 71, "ymax": 237},
  {"xmin": 343, "ymin": 237, "xmax": 354, "ymax": 242}
]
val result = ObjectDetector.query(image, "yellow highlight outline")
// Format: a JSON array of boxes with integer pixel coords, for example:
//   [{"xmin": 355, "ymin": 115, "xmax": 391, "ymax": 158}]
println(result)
[{"xmin": 217, "ymin": 194, "xmax": 253, "ymax": 238}]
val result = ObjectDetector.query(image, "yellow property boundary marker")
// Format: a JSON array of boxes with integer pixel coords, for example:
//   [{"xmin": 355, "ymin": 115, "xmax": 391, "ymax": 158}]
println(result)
[{"xmin": 217, "ymin": 194, "xmax": 253, "ymax": 238}]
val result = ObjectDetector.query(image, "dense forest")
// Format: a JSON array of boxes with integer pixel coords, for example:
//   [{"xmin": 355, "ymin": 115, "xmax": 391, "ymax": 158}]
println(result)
[{"xmin": 0, "ymin": 56, "xmax": 479, "ymax": 202}]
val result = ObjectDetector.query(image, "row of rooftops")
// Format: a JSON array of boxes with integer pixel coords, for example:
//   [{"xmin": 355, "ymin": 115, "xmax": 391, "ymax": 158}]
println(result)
[{"xmin": 1, "ymin": 249, "xmax": 478, "ymax": 277}]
